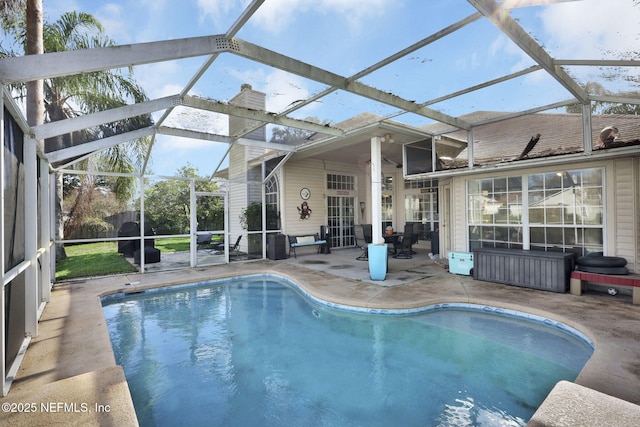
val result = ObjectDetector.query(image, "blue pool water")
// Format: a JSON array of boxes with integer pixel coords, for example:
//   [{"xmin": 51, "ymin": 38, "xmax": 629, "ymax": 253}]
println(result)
[{"xmin": 102, "ymin": 275, "xmax": 593, "ymax": 427}]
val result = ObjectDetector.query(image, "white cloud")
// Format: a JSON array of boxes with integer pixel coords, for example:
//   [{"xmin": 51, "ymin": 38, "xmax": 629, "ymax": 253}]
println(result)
[
  {"xmin": 539, "ymin": 0, "xmax": 640, "ymax": 59},
  {"xmin": 251, "ymin": 0, "xmax": 393, "ymax": 34},
  {"xmin": 196, "ymin": 0, "xmax": 249, "ymax": 27},
  {"xmin": 264, "ymin": 70, "xmax": 311, "ymax": 112}
]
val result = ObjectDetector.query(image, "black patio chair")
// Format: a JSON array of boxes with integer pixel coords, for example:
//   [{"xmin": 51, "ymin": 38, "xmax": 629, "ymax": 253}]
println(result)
[
  {"xmin": 411, "ymin": 222, "xmax": 420, "ymax": 254},
  {"xmin": 355, "ymin": 224, "xmax": 372, "ymax": 261},
  {"xmin": 196, "ymin": 233, "xmax": 212, "ymax": 250},
  {"xmin": 393, "ymin": 224, "xmax": 414, "ymax": 259},
  {"xmin": 213, "ymin": 235, "xmax": 242, "ymax": 254}
]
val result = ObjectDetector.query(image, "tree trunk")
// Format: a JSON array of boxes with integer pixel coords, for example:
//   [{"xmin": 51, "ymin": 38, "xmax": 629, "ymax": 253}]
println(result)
[{"xmin": 25, "ymin": 0, "xmax": 43, "ymax": 127}]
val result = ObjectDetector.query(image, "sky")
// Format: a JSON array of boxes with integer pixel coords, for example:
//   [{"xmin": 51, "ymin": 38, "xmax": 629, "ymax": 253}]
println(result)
[{"xmin": 26, "ymin": 0, "xmax": 640, "ymax": 176}]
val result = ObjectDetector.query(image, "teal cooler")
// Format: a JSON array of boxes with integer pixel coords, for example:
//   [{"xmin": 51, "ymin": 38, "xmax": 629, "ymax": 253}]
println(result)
[
  {"xmin": 448, "ymin": 251, "xmax": 474, "ymax": 275},
  {"xmin": 368, "ymin": 243, "xmax": 388, "ymax": 280}
]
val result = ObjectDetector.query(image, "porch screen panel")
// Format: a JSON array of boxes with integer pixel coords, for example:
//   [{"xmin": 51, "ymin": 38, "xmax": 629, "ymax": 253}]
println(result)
[
  {"xmin": 3, "ymin": 107, "xmax": 25, "ymax": 271},
  {"xmin": 4, "ymin": 274, "xmax": 26, "ymax": 372}
]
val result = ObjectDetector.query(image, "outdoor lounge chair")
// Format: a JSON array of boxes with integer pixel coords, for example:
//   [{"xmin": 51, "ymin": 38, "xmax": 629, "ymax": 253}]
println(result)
[
  {"xmin": 393, "ymin": 224, "xmax": 414, "ymax": 259},
  {"xmin": 355, "ymin": 224, "xmax": 372, "ymax": 261},
  {"xmin": 213, "ymin": 235, "xmax": 242, "ymax": 254}
]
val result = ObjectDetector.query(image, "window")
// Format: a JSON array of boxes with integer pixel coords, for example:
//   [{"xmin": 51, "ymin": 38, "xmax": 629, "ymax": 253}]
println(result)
[
  {"xmin": 404, "ymin": 178, "xmax": 438, "ymax": 190},
  {"xmin": 327, "ymin": 173, "xmax": 355, "ymax": 191},
  {"xmin": 468, "ymin": 176, "xmax": 523, "ymax": 250},
  {"xmin": 381, "ymin": 175, "xmax": 393, "ymax": 230},
  {"xmin": 528, "ymin": 168, "xmax": 603, "ymax": 255},
  {"xmin": 265, "ymin": 175, "xmax": 280, "ymax": 230},
  {"xmin": 405, "ymin": 178, "xmax": 439, "ymax": 238},
  {"xmin": 467, "ymin": 168, "xmax": 604, "ymax": 255}
]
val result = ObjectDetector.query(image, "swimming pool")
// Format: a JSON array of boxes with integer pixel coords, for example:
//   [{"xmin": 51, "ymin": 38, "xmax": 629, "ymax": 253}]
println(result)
[{"xmin": 102, "ymin": 275, "xmax": 593, "ymax": 426}]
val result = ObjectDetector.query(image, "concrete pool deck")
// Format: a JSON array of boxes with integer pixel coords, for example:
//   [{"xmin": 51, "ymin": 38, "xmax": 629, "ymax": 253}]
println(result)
[{"xmin": 2, "ymin": 247, "xmax": 640, "ymax": 426}]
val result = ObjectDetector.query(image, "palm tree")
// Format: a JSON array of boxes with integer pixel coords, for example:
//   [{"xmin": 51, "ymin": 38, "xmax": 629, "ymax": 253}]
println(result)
[
  {"xmin": 1, "ymin": 1, "xmax": 43, "ymax": 127},
  {"xmin": 3, "ymin": 11, "xmax": 152, "ymax": 259}
]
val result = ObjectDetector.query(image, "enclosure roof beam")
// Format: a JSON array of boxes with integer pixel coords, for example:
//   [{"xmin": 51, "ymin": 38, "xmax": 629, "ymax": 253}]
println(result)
[
  {"xmin": 33, "ymin": 95, "xmax": 180, "ymax": 141},
  {"xmin": 421, "ymin": 65, "xmax": 542, "ymax": 107},
  {"xmin": 0, "ymin": 36, "xmax": 234, "ymax": 83},
  {"xmin": 158, "ymin": 126, "xmax": 296, "ymax": 152},
  {"xmin": 0, "ymin": 33, "xmax": 468, "ymax": 130},
  {"xmin": 468, "ymin": 0, "xmax": 589, "ymax": 104},
  {"xmin": 555, "ymin": 59, "xmax": 640, "ymax": 67},
  {"xmin": 181, "ymin": 95, "xmax": 345, "ymax": 136},
  {"xmin": 231, "ymin": 38, "xmax": 470, "ymax": 130},
  {"xmin": 591, "ymin": 95, "xmax": 640, "ymax": 106},
  {"xmin": 469, "ymin": 99, "xmax": 579, "ymax": 127},
  {"xmin": 46, "ymin": 127, "xmax": 155, "ymax": 164}
]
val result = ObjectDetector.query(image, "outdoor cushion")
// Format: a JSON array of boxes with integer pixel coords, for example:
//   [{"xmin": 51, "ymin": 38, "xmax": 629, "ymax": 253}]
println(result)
[{"xmin": 297, "ymin": 235, "xmax": 316, "ymax": 244}]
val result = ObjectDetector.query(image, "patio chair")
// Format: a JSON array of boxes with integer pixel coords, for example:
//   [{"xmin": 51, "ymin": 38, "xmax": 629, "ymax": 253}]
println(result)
[
  {"xmin": 355, "ymin": 224, "xmax": 372, "ymax": 261},
  {"xmin": 393, "ymin": 224, "xmax": 414, "ymax": 259},
  {"xmin": 213, "ymin": 235, "xmax": 242, "ymax": 254},
  {"xmin": 196, "ymin": 233, "xmax": 212, "ymax": 250},
  {"xmin": 411, "ymin": 222, "xmax": 420, "ymax": 254}
]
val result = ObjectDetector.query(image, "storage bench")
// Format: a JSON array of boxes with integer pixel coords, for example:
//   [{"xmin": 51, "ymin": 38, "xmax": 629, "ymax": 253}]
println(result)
[{"xmin": 473, "ymin": 248, "xmax": 575, "ymax": 293}]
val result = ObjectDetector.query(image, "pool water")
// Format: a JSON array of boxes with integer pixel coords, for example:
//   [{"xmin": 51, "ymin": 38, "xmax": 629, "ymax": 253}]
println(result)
[{"xmin": 102, "ymin": 276, "xmax": 593, "ymax": 427}]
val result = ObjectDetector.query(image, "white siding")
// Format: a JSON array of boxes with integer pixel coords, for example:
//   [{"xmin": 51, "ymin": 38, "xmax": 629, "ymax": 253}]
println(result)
[
  {"xmin": 613, "ymin": 158, "xmax": 638, "ymax": 272},
  {"xmin": 451, "ymin": 177, "xmax": 468, "ymax": 252},
  {"xmin": 445, "ymin": 159, "xmax": 638, "ymax": 272},
  {"xmin": 282, "ymin": 159, "xmax": 368, "ymax": 237}
]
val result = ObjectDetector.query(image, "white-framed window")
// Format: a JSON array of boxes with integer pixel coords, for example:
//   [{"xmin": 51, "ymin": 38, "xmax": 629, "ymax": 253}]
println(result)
[
  {"xmin": 382, "ymin": 175, "xmax": 393, "ymax": 230},
  {"xmin": 528, "ymin": 168, "xmax": 603, "ymax": 255},
  {"xmin": 326, "ymin": 173, "xmax": 357, "ymax": 248},
  {"xmin": 467, "ymin": 167, "xmax": 604, "ymax": 256},
  {"xmin": 327, "ymin": 173, "xmax": 355, "ymax": 191},
  {"xmin": 265, "ymin": 175, "xmax": 280, "ymax": 230}
]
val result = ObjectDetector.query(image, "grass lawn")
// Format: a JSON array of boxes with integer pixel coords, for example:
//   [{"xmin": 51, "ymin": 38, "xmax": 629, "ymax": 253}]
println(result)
[
  {"xmin": 154, "ymin": 236, "xmax": 190, "ymax": 252},
  {"xmin": 56, "ymin": 241, "xmax": 138, "ymax": 281},
  {"xmin": 55, "ymin": 237, "xmax": 198, "ymax": 280}
]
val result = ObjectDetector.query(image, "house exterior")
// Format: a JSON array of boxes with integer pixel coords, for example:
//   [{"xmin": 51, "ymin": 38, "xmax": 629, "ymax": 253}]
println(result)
[{"xmin": 227, "ymin": 85, "xmax": 640, "ymax": 273}]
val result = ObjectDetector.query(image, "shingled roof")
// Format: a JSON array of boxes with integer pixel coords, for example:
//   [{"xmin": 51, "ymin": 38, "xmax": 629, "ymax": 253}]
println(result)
[{"xmin": 423, "ymin": 112, "xmax": 640, "ymax": 168}]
